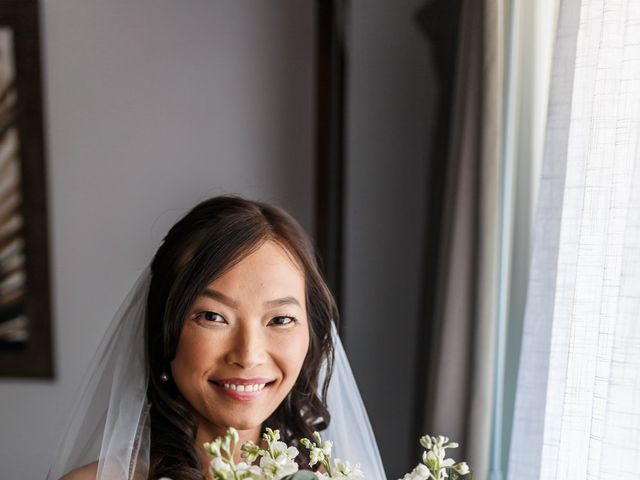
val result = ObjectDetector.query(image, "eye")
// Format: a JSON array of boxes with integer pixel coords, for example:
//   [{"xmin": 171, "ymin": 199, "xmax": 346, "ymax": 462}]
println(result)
[
  {"xmin": 269, "ymin": 316, "xmax": 297, "ymax": 326},
  {"xmin": 195, "ymin": 311, "xmax": 225, "ymax": 323}
]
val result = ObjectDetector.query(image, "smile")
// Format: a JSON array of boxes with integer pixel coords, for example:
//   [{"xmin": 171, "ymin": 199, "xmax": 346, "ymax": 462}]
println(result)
[{"xmin": 209, "ymin": 380, "xmax": 275, "ymax": 401}]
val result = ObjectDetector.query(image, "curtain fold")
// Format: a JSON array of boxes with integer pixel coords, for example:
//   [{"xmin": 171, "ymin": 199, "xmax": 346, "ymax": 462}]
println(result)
[
  {"xmin": 508, "ymin": 0, "xmax": 640, "ymax": 479},
  {"xmin": 501, "ymin": 0, "xmax": 559, "ymax": 475},
  {"xmin": 418, "ymin": 1, "xmax": 506, "ymax": 478},
  {"xmin": 506, "ymin": 1, "xmax": 581, "ymax": 477}
]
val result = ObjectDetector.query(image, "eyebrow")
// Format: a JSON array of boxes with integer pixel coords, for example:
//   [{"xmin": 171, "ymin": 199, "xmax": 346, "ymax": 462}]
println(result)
[{"xmin": 201, "ymin": 288, "xmax": 302, "ymax": 309}]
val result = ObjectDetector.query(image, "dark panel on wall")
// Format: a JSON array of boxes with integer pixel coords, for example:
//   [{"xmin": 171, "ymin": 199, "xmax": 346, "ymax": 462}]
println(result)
[{"xmin": 314, "ymin": 0, "xmax": 346, "ymax": 335}]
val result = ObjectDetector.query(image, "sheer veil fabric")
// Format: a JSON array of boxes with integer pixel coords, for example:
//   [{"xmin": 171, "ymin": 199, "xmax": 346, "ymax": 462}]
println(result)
[
  {"xmin": 47, "ymin": 267, "xmax": 152, "ymax": 480},
  {"xmin": 47, "ymin": 266, "xmax": 386, "ymax": 480}
]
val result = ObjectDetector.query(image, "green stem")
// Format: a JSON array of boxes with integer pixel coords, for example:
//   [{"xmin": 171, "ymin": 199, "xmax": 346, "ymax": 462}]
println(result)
[
  {"xmin": 227, "ymin": 441, "xmax": 240, "ymax": 480},
  {"xmin": 323, "ymin": 458, "xmax": 334, "ymax": 478}
]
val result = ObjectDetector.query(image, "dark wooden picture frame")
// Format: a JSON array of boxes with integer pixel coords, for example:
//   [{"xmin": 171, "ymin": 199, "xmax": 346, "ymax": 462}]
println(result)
[{"xmin": 0, "ymin": 0, "xmax": 53, "ymax": 377}]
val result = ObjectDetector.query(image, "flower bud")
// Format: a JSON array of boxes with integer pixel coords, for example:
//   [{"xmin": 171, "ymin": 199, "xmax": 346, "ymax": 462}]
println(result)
[
  {"xmin": 220, "ymin": 436, "xmax": 231, "ymax": 455},
  {"xmin": 419, "ymin": 435, "xmax": 432, "ymax": 450},
  {"xmin": 453, "ymin": 462, "xmax": 470, "ymax": 475}
]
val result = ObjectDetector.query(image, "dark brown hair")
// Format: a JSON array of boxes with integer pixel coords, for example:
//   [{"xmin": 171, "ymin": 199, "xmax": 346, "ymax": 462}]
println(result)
[{"xmin": 145, "ymin": 195, "xmax": 337, "ymax": 479}]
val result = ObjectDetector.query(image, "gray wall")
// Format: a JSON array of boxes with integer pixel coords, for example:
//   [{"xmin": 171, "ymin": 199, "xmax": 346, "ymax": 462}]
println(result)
[
  {"xmin": 343, "ymin": 1, "xmax": 436, "ymax": 478},
  {"xmin": 0, "ymin": 1, "xmax": 314, "ymax": 477}
]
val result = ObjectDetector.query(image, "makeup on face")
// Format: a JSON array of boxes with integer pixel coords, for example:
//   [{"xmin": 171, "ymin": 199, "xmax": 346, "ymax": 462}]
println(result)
[{"xmin": 170, "ymin": 241, "xmax": 310, "ymax": 432}]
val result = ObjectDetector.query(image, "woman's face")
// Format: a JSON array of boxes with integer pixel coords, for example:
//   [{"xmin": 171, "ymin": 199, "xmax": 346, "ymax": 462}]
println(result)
[{"xmin": 170, "ymin": 240, "xmax": 310, "ymax": 436}]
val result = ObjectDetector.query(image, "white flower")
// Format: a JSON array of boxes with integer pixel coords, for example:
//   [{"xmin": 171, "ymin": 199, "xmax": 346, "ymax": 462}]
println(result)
[
  {"xmin": 441, "ymin": 457, "xmax": 455, "ymax": 468},
  {"xmin": 241, "ymin": 440, "xmax": 262, "ymax": 464},
  {"xmin": 453, "ymin": 462, "xmax": 470, "ymax": 475},
  {"xmin": 270, "ymin": 440, "xmax": 299, "ymax": 460},
  {"xmin": 258, "ymin": 451, "xmax": 299, "ymax": 480},
  {"xmin": 332, "ymin": 458, "xmax": 365, "ymax": 479},
  {"xmin": 320, "ymin": 440, "xmax": 333, "ymax": 456},
  {"xmin": 209, "ymin": 457, "xmax": 234, "ymax": 480},
  {"xmin": 423, "ymin": 450, "xmax": 438, "ymax": 472},
  {"xmin": 401, "ymin": 463, "xmax": 432, "ymax": 480},
  {"xmin": 308, "ymin": 448, "xmax": 320, "ymax": 466},
  {"xmin": 314, "ymin": 458, "xmax": 364, "ymax": 479},
  {"xmin": 287, "ymin": 446, "xmax": 299, "ymax": 459},
  {"xmin": 236, "ymin": 462, "xmax": 266, "ymax": 480}
]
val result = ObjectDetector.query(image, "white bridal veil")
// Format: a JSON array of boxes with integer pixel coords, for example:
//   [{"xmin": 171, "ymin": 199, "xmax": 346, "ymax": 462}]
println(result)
[{"xmin": 47, "ymin": 266, "xmax": 386, "ymax": 480}]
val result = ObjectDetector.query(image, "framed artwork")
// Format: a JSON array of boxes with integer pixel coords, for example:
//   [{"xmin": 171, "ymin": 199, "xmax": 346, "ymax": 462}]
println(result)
[{"xmin": 0, "ymin": 0, "xmax": 53, "ymax": 377}]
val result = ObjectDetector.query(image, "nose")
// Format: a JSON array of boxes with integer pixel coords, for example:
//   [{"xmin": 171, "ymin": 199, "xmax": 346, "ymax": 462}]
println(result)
[{"xmin": 225, "ymin": 322, "xmax": 267, "ymax": 370}]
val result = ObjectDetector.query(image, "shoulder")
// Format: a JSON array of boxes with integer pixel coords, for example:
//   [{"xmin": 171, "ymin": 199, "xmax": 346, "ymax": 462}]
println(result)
[{"xmin": 58, "ymin": 461, "xmax": 98, "ymax": 480}]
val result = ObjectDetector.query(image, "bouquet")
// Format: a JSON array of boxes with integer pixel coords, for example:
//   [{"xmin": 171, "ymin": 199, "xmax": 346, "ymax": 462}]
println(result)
[
  {"xmin": 204, "ymin": 428, "xmax": 471, "ymax": 480},
  {"xmin": 401, "ymin": 435, "xmax": 470, "ymax": 480}
]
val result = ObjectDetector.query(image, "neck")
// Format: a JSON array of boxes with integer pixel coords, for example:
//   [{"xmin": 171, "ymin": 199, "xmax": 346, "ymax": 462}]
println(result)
[{"xmin": 195, "ymin": 420, "xmax": 263, "ymax": 474}]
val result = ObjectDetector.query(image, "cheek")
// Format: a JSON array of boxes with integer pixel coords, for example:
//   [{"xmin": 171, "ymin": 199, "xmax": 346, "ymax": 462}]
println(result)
[
  {"xmin": 278, "ymin": 329, "xmax": 310, "ymax": 379},
  {"xmin": 171, "ymin": 328, "xmax": 215, "ymax": 384}
]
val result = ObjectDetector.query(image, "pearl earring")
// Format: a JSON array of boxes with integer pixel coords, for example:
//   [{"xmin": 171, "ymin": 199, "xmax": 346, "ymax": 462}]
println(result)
[{"xmin": 160, "ymin": 372, "xmax": 169, "ymax": 382}]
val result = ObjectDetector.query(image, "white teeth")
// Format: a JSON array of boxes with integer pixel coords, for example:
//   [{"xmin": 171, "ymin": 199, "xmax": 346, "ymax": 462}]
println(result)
[{"xmin": 221, "ymin": 382, "xmax": 267, "ymax": 393}]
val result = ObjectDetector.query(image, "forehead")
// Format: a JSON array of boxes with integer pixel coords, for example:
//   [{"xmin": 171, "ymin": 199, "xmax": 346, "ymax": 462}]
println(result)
[{"xmin": 206, "ymin": 240, "xmax": 305, "ymax": 299}]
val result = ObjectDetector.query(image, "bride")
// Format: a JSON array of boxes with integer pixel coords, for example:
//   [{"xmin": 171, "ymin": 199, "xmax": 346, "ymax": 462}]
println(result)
[{"xmin": 48, "ymin": 195, "xmax": 386, "ymax": 480}]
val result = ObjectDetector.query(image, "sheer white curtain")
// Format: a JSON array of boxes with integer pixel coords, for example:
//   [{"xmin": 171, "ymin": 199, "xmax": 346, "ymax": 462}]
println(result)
[{"xmin": 508, "ymin": 1, "xmax": 640, "ymax": 479}]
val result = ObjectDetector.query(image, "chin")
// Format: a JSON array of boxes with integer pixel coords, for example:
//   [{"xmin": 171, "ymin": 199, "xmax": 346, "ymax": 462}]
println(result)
[
  {"xmin": 214, "ymin": 412, "xmax": 266, "ymax": 431},
  {"xmin": 231, "ymin": 420, "xmax": 262, "ymax": 431}
]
